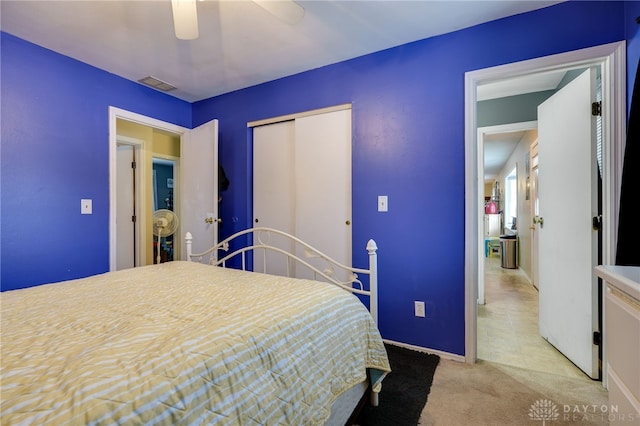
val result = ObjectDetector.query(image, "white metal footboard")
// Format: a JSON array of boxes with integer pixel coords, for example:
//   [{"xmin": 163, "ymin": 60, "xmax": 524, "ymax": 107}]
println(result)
[{"xmin": 184, "ymin": 227, "xmax": 379, "ymax": 325}]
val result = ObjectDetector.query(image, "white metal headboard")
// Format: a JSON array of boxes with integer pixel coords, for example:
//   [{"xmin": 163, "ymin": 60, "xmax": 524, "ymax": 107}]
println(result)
[{"xmin": 185, "ymin": 227, "xmax": 379, "ymax": 324}]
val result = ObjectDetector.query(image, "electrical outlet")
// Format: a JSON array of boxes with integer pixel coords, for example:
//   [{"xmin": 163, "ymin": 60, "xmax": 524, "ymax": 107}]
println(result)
[{"xmin": 414, "ymin": 301, "xmax": 426, "ymax": 317}]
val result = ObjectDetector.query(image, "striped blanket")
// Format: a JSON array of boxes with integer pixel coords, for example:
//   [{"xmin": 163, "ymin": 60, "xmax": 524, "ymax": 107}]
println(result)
[{"xmin": 1, "ymin": 261, "xmax": 390, "ymax": 425}]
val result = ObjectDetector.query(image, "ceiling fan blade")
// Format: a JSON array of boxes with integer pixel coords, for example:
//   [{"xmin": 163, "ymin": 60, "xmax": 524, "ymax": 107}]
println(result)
[
  {"xmin": 171, "ymin": 0, "xmax": 199, "ymax": 40},
  {"xmin": 253, "ymin": 0, "xmax": 305, "ymax": 25}
]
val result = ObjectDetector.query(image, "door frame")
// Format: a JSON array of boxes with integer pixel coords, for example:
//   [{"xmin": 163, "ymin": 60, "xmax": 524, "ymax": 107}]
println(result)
[
  {"xmin": 530, "ymin": 139, "xmax": 539, "ymax": 290},
  {"xmin": 464, "ymin": 41, "xmax": 627, "ymax": 364},
  {"xmin": 108, "ymin": 107, "xmax": 188, "ymax": 271},
  {"xmin": 116, "ymin": 136, "xmax": 145, "ymax": 269}
]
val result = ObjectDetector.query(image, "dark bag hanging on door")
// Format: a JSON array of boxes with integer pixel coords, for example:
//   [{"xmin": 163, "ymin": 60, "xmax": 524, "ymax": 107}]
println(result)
[
  {"xmin": 219, "ymin": 165, "xmax": 230, "ymax": 192},
  {"xmin": 615, "ymin": 58, "xmax": 640, "ymax": 266}
]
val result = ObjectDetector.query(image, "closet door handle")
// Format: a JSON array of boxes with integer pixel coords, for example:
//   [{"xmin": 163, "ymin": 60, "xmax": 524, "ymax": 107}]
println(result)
[{"xmin": 345, "ymin": 220, "xmax": 351, "ymax": 225}]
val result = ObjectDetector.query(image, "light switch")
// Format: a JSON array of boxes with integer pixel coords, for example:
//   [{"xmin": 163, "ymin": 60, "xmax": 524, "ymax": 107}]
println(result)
[
  {"xmin": 378, "ymin": 195, "xmax": 388, "ymax": 212},
  {"xmin": 81, "ymin": 199, "xmax": 92, "ymax": 215}
]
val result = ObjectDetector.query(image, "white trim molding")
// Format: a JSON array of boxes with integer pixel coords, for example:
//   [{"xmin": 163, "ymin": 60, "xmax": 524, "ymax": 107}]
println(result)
[
  {"xmin": 383, "ymin": 339, "xmax": 466, "ymax": 363},
  {"xmin": 247, "ymin": 103, "xmax": 352, "ymax": 128}
]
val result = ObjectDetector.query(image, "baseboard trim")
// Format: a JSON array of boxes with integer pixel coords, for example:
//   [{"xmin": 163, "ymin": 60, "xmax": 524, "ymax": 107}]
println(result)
[{"xmin": 383, "ymin": 339, "xmax": 465, "ymax": 363}]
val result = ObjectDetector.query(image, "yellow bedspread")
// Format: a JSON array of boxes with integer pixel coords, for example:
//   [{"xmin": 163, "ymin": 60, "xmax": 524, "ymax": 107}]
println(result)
[{"xmin": 1, "ymin": 261, "xmax": 390, "ymax": 425}]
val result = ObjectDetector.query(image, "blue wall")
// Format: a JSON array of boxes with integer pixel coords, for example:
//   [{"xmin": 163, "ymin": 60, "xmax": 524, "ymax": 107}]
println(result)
[
  {"xmin": 1, "ymin": 1, "xmax": 633, "ymax": 356},
  {"xmin": 192, "ymin": 1, "xmax": 626, "ymax": 355},
  {"xmin": 1, "ymin": 33, "xmax": 191, "ymax": 290}
]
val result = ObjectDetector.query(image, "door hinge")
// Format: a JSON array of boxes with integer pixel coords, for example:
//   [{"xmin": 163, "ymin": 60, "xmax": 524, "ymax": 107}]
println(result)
[
  {"xmin": 591, "ymin": 101, "xmax": 602, "ymax": 116},
  {"xmin": 592, "ymin": 215, "xmax": 602, "ymax": 230},
  {"xmin": 132, "ymin": 215, "xmax": 136, "ymax": 223},
  {"xmin": 593, "ymin": 331, "xmax": 601, "ymax": 346},
  {"xmin": 131, "ymin": 161, "xmax": 137, "ymax": 169}
]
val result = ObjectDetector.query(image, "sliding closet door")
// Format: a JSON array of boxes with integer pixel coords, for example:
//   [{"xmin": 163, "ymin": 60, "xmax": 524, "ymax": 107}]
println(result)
[
  {"xmin": 294, "ymin": 109, "xmax": 352, "ymax": 282},
  {"xmin": 253, "ymin": 120, "xmax": 295, "ymax": 276},
  {"xmin": 253, "ymin": 107, "xmax": 352, "ymax": 280}
]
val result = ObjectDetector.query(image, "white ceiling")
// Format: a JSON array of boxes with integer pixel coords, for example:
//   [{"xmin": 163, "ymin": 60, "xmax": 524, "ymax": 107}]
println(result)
[
  {"xmin": 0, "ymin": 0, "xmax": 564, "ymax": 102},
  {"xmin": 480, "ymin": 68, "xmax": 570, "ymax": 181},
  {"xmin": 477, "ymin": 69, "xmax": 566, "ymax": 101},
  {"xmin": 483, "ymin": 130, "xmax": 530, "ymax": 181}
]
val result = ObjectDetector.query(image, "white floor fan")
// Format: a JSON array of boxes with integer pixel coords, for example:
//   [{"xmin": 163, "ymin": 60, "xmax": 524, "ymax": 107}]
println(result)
[{"xmin": 153, "ymin": 209, "xmax": 179, "ymax": 264}]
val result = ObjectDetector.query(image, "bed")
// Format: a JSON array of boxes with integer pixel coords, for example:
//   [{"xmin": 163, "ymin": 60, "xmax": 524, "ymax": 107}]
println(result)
[{"xmin": 1, "ymin": 227, "xmax": 390, "ymax": 425}]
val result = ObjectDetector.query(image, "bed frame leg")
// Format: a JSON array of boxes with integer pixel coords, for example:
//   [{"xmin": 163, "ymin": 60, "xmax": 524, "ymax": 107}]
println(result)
[{"xmin": 370, "ymin": 390, "xmax": 379, "ymax": 407}]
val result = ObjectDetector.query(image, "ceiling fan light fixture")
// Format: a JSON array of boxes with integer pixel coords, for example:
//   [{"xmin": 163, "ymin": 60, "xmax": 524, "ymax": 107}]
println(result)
[
  {"xmin": 171, "ymin": 0, "xmax": 199, "ymax": 40},
  {"xmin": 253, "ymin": 0, "xmax": 305, "ymax": 25}
]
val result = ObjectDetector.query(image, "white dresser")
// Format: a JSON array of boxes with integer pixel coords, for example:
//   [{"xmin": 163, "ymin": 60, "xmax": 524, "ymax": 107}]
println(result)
[{"xmin": 594, "ymin": 265, "xmax": 640, "ymax": 425}]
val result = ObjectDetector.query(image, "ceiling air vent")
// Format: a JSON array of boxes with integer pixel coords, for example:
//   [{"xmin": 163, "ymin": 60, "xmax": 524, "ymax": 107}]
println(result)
[{"xmin": 138, "ymin": 76, "xmax": 177, "ymax": 92}]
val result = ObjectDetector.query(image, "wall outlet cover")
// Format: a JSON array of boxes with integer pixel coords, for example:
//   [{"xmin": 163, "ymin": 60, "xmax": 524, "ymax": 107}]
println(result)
[{"xmin": 81, "ymin": 199, "xmax": 93, "ymax": 215}]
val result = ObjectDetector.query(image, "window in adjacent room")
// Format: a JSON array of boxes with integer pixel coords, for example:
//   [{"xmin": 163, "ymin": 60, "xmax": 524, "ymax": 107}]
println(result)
[{"xmin": 504, "ymin": 167, "xmax": 517, "ymax": 230}]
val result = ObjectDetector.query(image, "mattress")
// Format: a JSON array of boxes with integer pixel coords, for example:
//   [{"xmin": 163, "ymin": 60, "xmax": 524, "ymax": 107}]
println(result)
[{"xmin": 1, "ymin": 261, "xmax": 390, "ymax": 425}]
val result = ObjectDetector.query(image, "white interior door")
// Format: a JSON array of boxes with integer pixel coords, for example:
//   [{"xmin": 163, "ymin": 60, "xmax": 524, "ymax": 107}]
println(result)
[
  {"xmin": 180, "ymin": 119, "xmax": 219, "ymax": 258},
  {"xmin": 116, "ymin": 144, "xmax": 136, "ymax": 270},
  {"xmin": 537, "ymin": 68, "xmax": 599, "ymax": 378}
]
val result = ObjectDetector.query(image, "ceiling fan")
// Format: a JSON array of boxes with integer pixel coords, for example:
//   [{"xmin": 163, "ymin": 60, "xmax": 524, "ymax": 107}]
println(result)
[{"xmin": 171, "ymin": 0, "xmax": 305, "ymax": 40}]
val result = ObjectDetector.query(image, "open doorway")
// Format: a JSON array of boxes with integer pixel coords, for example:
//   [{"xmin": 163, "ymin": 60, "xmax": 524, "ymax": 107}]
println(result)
[
  {"xmin": 477, "ymin": 67, "xmax": 604, "ymax": 379},
  {"xmin": 464, "ymin": 42, "xmax": 626, "ymax": 373},
  {"xmin": 478, "ymin": 121, "xmax": 592, "ymax": 378},
  {"xmin": 477, "ymin": 64, "xmax": 610, "ymax": 379},
  {"xmin": 475, "ymin": 121, "xmax": 579, "ymax": 377},
  {"xmin": 109, "ymin": 107, "xmax": 220, "ymax": 271},
  {"xmin": 477, "ymin": 121, "xmax": 537, "ymax": 306},
  {"xmin": 113, "ymin": 117, "xmax": 181, "ymax": 268}
]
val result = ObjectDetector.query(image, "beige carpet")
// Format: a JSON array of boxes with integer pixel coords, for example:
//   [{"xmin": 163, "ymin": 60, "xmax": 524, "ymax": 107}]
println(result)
[
  {"xmin": 420, "ymin": 358, "xmax": 609, "ymax": 425},
  {"xmin": 419, "ymin": 256, "xmax": 610, "ymax": 425}
]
